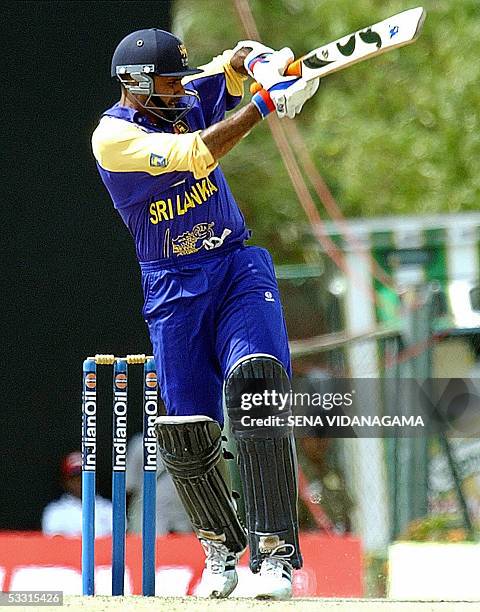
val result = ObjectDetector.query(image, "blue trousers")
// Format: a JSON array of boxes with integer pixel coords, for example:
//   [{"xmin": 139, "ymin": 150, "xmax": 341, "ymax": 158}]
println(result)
[{"xmin": 141, "ymin": 246, "xmax": 291, "ymax": 426}]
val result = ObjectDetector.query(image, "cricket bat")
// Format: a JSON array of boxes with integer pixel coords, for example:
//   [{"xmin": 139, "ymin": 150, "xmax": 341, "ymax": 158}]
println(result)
[{"xmin": 251, "ymin": 7, "xmax": 426, "ymax": 92}]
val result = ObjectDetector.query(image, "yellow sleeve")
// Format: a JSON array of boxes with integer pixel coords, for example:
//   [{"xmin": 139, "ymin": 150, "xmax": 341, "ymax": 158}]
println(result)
[
  {"xmin": 91, "ymin": 116, "xmax": 217, "ymax": 180},
  {"xmin": 182, "ymin": 49, "xmax": 247, "ymax": 98}
]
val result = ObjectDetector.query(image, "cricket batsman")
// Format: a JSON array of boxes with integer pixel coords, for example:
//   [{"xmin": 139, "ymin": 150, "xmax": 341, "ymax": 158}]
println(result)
[{"xmin": 92, "ymin": 28, "xmax": 319, "ymax": 599}]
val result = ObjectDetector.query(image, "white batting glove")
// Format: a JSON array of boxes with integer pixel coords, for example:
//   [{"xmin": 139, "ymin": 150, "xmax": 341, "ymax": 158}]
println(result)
[
  {"xmin": 232, "ymin": 40, "xmax": 296, "ymax": 90},
  {"xmin": 270, "ymin": 77, "xmax": 320, "ymax": 119},
  {"xmin": 245, "ymin": 47, "xmax": 296, "ymax": 91},
  {"xmin": 252, "ymin": 77, "xmax": 320, "ymax": 120},
  {"xmin": 232, "ymin": 40, "xmax": 275, "ymax": 58}
]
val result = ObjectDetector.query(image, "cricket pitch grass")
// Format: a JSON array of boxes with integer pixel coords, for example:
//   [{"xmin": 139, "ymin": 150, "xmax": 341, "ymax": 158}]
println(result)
[{"xmin": 60, "ymin": 597, "xmax": 479, "ymax": 611}]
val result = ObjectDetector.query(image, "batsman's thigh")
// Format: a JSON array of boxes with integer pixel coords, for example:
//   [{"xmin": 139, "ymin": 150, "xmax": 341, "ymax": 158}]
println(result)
[
  {"xmin": 146, "ymin": 304, "xmax": 223, "ymax": 423},
  {"xmin": 216, "ymin": 246, "xmax": 291, "ymax": 377}
]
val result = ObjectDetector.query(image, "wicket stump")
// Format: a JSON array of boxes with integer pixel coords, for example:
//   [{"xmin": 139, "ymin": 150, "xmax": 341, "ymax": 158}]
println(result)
[{"xmin": 81, "ymin": 354, "xmax": 158, "ymax": 596}]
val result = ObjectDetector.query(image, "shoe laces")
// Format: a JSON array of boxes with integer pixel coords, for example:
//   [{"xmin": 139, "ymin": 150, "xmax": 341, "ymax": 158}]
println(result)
[
  {"xmin": 200, "ymin": 539, "xmax": 232, "ymax": 575},
  {"xmin": 260, "ymin": 543, "xmax": 295, "ymax": 578}
]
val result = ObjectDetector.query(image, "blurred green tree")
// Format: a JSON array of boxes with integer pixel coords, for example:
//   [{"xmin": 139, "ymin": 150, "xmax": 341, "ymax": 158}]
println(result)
[{"xmin": 173, "ymin": 0, "xmax": 480, "ymax": 262}]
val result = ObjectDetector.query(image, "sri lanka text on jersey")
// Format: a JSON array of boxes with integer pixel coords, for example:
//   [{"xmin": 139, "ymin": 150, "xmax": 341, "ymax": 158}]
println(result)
[{"xmin": 149, "ymin": 176, "xmax": 218, "ymax": 224}]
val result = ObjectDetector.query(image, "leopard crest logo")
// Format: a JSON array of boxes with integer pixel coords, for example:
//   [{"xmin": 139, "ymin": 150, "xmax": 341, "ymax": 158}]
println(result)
[{"xmin": 178, "ymin": 44, "xmax": 189, "ymax": 67}]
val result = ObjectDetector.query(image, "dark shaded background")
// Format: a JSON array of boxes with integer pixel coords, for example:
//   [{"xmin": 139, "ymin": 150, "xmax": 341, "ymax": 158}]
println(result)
[{"xmin": 1, "ymin": 1, "xmax": 172, "ymax": 529}]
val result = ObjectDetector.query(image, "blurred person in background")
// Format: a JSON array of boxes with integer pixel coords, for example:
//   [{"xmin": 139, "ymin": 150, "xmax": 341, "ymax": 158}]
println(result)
[
  {"xmin": 126, "ymin": 432, "xmax": 192, "ymax": 535},
  {"xmin": 41, "ymin": 451, "xmax": 112, "ymax": 537}
]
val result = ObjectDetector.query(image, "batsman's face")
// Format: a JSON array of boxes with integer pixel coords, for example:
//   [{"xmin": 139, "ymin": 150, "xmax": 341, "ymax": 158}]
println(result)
[
  {"xmin": 153, "ymin": 75, "xmax": 185, "ymax": 107},
  {"xmin": 121, "ymin": 73, "xmax": 194, "ymax": 124}
]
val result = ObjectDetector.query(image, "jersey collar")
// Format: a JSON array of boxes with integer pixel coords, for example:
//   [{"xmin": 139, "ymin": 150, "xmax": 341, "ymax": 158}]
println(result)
[{"xmin": 102, "ymin": 102, "xmax": 161, "ymax": 129}]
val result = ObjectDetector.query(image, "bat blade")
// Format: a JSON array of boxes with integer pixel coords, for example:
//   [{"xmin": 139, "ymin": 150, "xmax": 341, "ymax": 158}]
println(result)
[{"xmin": 291, "ymin": 6, "xmax": 426, "ymax": 81}]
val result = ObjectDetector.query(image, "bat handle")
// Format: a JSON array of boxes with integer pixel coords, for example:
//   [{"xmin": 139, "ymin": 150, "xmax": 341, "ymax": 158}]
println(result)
[
  {"xmin": 285, "ymin": 59, "xmax": 302, "ymax": 76},
  {"xmin": 249, "ymin": 59, "xmax": 302, "ymax": 94}
]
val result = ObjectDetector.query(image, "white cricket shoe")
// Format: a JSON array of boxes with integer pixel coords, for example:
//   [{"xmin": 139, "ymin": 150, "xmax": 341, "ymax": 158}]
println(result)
[
  {"xmin": 255, "ymin": 544, "xmax": 295, "ymax": 600},
  {"xmin": 196, "ymin": 539, "xmax": 240, "ymax": 598}
]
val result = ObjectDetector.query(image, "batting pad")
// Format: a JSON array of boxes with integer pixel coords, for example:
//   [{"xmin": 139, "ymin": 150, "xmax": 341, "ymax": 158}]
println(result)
[
  {"xmin": 225, "ymin": 355, "xmax": 303, "ymax": 571},
  {"xmin": 155, "ymin": 415, "xmax": 247, "ymax": 553}
]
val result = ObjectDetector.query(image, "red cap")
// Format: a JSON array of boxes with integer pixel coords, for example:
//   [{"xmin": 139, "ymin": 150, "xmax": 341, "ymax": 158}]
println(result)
[{"xmin": 61, "ymin": 451, "xmax": 82, "ymax": 478}]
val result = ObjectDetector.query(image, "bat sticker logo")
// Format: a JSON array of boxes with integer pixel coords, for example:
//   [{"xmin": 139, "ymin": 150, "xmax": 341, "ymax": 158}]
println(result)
[
  {"xmin": 336, "ymin": 28, "xmax": 382, "ymax": 58},
  {"xmin": 358, "ymin": 28, "xmax": 382, "ymax": 48},
  {"xmin": 337, "ymin": 35, "xmax": 356, "ymax": 57},
  {"xmin": 304, "ymin": 55, "xmax": 335, "ymax": 70},
  {"xmin": 389, "ymin": 25, "xmax": 400, "ymax": 38}
]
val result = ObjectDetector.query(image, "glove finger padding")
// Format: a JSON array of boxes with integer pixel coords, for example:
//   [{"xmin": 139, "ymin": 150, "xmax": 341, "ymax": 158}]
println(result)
[
  {"xmin": 264, "ymin": 46, "xmax": 294, "ymax": 75},
  {"xmin": 246, "ymin": 47, "xmax": 294, "ymax": 88},
  {"xmin": 232, "ymin": 40, "xmax": 274, "ymax": 58},
  {"xmin": 271, "ymin": 77, "xmax": 320, "ymax": 119}
]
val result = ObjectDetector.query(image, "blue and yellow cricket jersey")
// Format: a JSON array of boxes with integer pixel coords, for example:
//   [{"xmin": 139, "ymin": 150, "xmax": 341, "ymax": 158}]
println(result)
[{"xmin": 92, "ymin": 51, "xmax": 250, "ymax": 264}]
